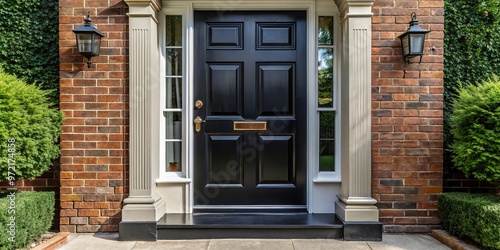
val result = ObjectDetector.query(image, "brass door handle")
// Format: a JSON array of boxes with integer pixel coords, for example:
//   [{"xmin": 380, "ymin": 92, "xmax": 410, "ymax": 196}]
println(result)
[{"xmin": 194, "ymin": 116, "xmax": 206, "ymax": 132}]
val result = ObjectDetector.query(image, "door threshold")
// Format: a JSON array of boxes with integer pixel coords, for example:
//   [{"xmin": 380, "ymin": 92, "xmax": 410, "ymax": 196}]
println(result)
[{"xmin": 193, "ymin": 205, "xmax": 308, "ymax": 213}]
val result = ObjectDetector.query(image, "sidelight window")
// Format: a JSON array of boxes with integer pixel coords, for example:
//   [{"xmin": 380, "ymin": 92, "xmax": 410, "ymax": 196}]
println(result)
[
  {"xmin": 317, "ymin": 16, "xmax": 336, "ymax": 172},
  {"xmin": 164, "ymin": 15, "xmax": 184, "ymax": 173}
]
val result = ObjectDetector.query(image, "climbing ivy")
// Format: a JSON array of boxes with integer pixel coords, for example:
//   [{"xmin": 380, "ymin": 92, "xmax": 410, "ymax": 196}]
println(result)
[
  {"xmin": 444, "ymin": 0, "xmax": 500, "ymax": 170},
  {"xmin": 0, "ymin": 0, "xmax": 59, "ymax": 102}
]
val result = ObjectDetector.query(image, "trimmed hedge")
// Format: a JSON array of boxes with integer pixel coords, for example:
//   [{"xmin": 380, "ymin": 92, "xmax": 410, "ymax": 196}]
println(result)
[
  {"xmin": 0, "ymin": 71, "xmax": 63, "ymax": 181},
  {"xmin": 439, "ymin": 192, "xmax": 500, "ymax": 250},
  {"xmin": 0, "ymin": 191, "xmax": 55, "ymax": 250}
]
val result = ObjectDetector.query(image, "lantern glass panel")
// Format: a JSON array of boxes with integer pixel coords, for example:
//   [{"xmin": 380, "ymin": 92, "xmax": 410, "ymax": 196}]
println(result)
[
  {"xmin": 410, "ymin": 33, "xmax": 425, "ymax": 54},
  {"xmin": 93, "ymin": 35, "xmax": 102, "ymax": 55},
  {"xmin": 77, "ymin": 33, "xmax": 93, "ymax": 53},
  {"xmin": 401, "ymin": 34, "xmax": 409, "ymax": 56}
]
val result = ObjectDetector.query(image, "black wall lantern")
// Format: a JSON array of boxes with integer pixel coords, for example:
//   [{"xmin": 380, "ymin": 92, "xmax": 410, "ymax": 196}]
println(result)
[
  {"xmin": 398, "ymin": 12, "xmax": 429, "ymax": 64},
  {"xmin": 72, "ymin": 13, "xmax": 104, "ymax": 68}
]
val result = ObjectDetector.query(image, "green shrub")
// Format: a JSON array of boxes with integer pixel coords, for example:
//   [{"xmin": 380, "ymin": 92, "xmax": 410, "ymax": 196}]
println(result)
[
  {"xmin": 0, "ymin": 0, "xmax": 59, "ymax": 102},
  {"xmin": 449, "ymin": 77, "xmax": 500, "ymax": 184},
  {"xmin": 0, "ymin": 71, "xmax": 62, "ymax": 181},
  {"xmin": 444, "ymin": 0, "xmax": 500, "ymax": 170},
  {"xmin": 439, "ymin": 193, "xmax": 500, "ymax": 250},
  {"xmin": 0, "ymin": 191, "xmax": 55, "ymax": 250}
]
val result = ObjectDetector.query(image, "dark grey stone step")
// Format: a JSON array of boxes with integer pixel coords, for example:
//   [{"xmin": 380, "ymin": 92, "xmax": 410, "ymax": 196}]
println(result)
[{"xmin": 157, "ymin": 213, "xmax": 343, "ymax": 239}]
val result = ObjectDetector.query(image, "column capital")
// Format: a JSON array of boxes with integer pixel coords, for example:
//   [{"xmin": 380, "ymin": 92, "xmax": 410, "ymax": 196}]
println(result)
[
  {"xmin": 334, "ymin": 0, "xmax": 375, "ymax": 19},
  {"xmin": 125, "ymin": 0, "xmax": 161, "ymax": 23},
  {"xmin": 125, "ymin": 0, "xmax": 161, "ymax": 11}
]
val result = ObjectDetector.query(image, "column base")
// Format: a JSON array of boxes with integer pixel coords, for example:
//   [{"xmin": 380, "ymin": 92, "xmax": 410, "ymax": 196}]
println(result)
[
  {"xmin": 335, "ymin": 199, "xmax": 379, "ymax": 222},
  {"xmin": 122, "ymin": 195, "xmax": 166, "ymax": 221},
  {"xmin": 335, "ymin": 200, "xmax": 382, "ymax": 241}
]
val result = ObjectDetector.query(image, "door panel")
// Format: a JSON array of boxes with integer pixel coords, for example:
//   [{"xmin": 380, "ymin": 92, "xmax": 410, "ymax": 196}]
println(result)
[
  {"xmin": 208, "ymin": 64, "xmax": 243, "ymax": 116},
  {"xmin": 257, "ymin": 64, "xmax": 294, "ymax": 116},
  {"xmin": 207, "ymin": 135, "xmax": 243, "ymax": 186},
  {"xmin": 207, "ymin": 23, "xmax": 243, "ymax": 49},
  {"xmin": 258, "ymin": 135, "xmax": 294, "ymax": 185},
  {"xmin": 194, "ymin": 11, "xmax": 306, "ymax": 207},
  {"xmin": 257, "ymin": 23, "xmax": 296, "ymax": 49}
]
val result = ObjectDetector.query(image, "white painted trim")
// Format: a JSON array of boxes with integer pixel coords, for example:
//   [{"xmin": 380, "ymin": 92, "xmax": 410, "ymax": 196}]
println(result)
[{"xmin": 156, "ymin": 178, "xmax": 192, "ymax": 183}]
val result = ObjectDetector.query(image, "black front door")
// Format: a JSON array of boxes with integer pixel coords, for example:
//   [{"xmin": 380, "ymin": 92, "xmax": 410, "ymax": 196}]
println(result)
[{"xmin": 194, "ymin": 11, "xmax": 306, "ymax": 207}]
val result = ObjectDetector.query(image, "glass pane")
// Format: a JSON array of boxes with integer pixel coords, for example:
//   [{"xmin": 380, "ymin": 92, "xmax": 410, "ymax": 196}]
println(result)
[
  {"xmin": 165, "ymin": 112, "xmax": 182, "ymax": 139},
  {"xmin": 77, "ymin": 33, "xmax": 92, "ymax": 52},
  {"xmin": 166, "ymin": 15, "xmax": 182, "ymax": 46},
  {"xmin": 402, "ymin": 35, "xmax": 409, "ymax": 55},
  {"xmin": 166, "ymin": 48, "xmax": 183, "ymax": 76},
  {"xmin": 318, "ymin": 48, "xmax": 334, "ymax": 108},
  {"xmin": 410, "ymin": 34, "xmax": 425, "ymax": 54},
  {"xmin": 319, "ymin": 112, "xmax": 335, "ymax": 172},
  {"xmin": 166, "ymin": 141, "xmax": 182, "ymax": 172},
  {"xmin": 93, "ymin": 36, "xmax": 101, "ymax": 55},
  {"xmin": 318, "ymin": 16, "xmax": 334, "ymax": 45},
  {"xmin": 166, "ymin": 78, "xmax": 182, "ymax": 108}
]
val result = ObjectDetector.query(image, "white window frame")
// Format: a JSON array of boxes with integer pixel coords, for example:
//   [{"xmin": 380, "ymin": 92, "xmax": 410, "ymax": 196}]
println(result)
[
  {"xmin": 312, "ymin": 0, "xmax": 341, "ymax": 183},
  {"xmin": 157, "ymin": 3, "xmax": 192, "ymax": 182}
]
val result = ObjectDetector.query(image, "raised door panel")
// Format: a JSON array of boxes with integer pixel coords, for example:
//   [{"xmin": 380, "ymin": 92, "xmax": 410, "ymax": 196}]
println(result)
[
  {"xmin": 257, "ymin": 64, "xmax": 295, "ymax": 116},
  {"xmin": 208, "ymin": 64, "xmax": 243, "ymax": 116},
  {"xmin": 206, "ymin": 135, "xmax": 243, "ymax": 187},
  {"xmin": 258, "ymin": 135, "xmax": 295, "ymax": 186}
]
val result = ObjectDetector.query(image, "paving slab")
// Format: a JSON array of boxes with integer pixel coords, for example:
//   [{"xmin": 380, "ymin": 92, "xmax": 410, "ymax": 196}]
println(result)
[
  {"xmin": 368, "ymin": 234, "xmax": 451, "ymax": 250},
  {"xmin": 133, "ymin": 240, "xmax": 209, "ymax": 250},
  {"xmin": 56, "ymin": 233, "xmax": 135, "ymax": 250},
  {"xmin": 293, "ymin": 239, "xmax": 371, "ymax": 250},
  {"xmin": 207, "ymin": 239, "xmax": 294, "ymax": 250}
]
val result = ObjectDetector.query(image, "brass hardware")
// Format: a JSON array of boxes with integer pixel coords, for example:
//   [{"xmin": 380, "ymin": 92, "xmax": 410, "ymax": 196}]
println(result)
[
  {"xmin": 234, "ymin": 121, "xmax": 267, "ymax": 131},
  {"xmin": 194, "ymin": 116, "xmax": 205, "ymax": 132},
  {"xmin": 195, "ymin": 100, "xmax": 204, "ymax": 109}
]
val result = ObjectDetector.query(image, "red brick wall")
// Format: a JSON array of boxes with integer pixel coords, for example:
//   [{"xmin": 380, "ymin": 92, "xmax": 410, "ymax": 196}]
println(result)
[
  {"xmin": 58, "ymin": 0, "xmax": 129, "ymax": 232},
  {"xmin": 371, "ymin": 0, "xmax": 445, "ymax": 233}
]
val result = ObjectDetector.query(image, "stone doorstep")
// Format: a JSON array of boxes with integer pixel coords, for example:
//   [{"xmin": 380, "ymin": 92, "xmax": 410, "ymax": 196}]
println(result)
[
  {"xmin": 32, "ymin": 232, "xmax": 70, "ymax": 250},
  {"xmin": 431, "ymin": 230, "xmax": 481, "ymax": 250}
]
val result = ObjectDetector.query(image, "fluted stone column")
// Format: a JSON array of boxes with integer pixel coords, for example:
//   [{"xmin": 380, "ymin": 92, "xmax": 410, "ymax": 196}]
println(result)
[
  {"xmin": 334, "ymin": 0, "xmax": 381, "ymax": 240},
  {"xmin": 120, "ymin": 0, "xmax": 165, "ymax": 241}
]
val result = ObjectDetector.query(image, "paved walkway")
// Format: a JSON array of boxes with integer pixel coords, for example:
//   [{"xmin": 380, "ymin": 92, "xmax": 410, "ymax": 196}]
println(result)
[{"xmin": 57, "ymin": 233, "xmax": 451, "ymax": 250}]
